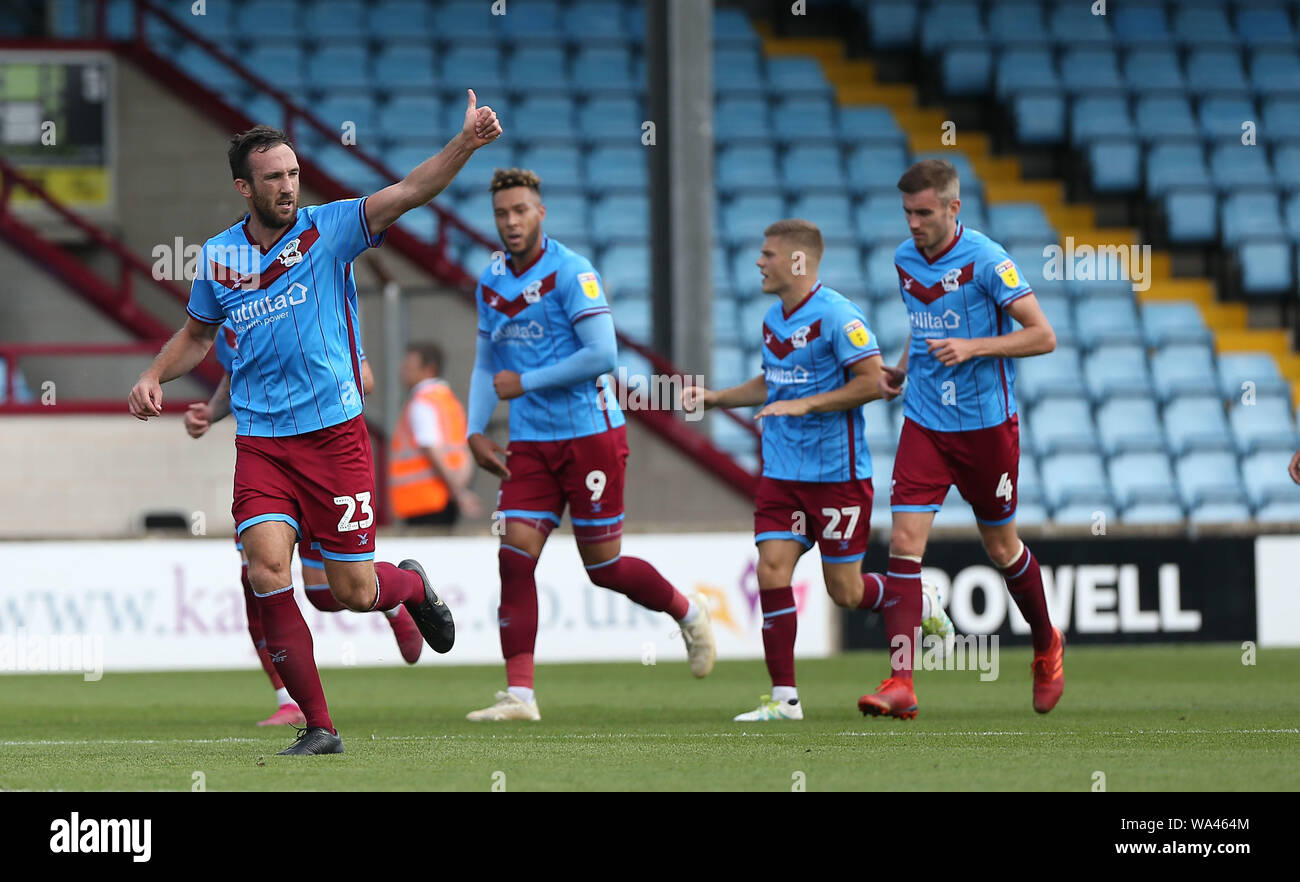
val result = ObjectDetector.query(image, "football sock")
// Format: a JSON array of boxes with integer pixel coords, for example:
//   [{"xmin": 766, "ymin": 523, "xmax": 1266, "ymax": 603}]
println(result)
[
  {"xmin": 507, "ymin": 686, "xmax": 535, "ymax": 705},
  {"xmin": 241, "ymin": 569, "xmax": 285, "ymax": 691},
  {"xmin": 1000, "ymin": 543, "xmax": 1054, "ymax": 653},
  {"xmin": 759, "ymin": 587, "xmax": 798, "ymax": 688},
  {"xmin": 585, "ymin": 555, "xmax": 691, "ymax": 620},
  {"xmin": 499, "ymin": 546, "xmax": 539, "ymax": 689},
  {"xmin": 383, "ymin": 607, "xmax": 400, "ymax": 620},
  {"xmin": 304, "ymin": 585, "xmax": 346, "ymax": 612},
  {"xmin": 274, "ymin": 687, "xmax": 292, "ymax": 707},
  {"xmin": 882, "ymin": 556, "xmax": 923, "ymax": 680},
  {"xmin": 678, "ymin": 597, "xmax": 701, "ymax": 624},
  {"xmin": 772, "ymin": 685, "xmax": 798, "ymax": 704},
  {"xmin": 860, "ymin": 572, "xmax": 886, "ymax": 610},
  {"xmin": 371, "ymin": 561, "xmax": 426, "ymax": 611},
  {"xmin": 252, "ymin": 585, "xmax": 333, "ymax": 732}
]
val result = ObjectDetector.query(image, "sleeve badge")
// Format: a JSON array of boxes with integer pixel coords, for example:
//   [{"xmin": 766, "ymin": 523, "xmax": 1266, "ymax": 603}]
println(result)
[
  {"xmin": 995, "ymin": 259, "xmax": 1021, "ymax": 289},
  {"xmin": 578, "ymin": 271, "xmax": 601, "ymax": 300},
  {"xmin": 844, "ymin": 318, "xmax": 871, "ymax": 348}
]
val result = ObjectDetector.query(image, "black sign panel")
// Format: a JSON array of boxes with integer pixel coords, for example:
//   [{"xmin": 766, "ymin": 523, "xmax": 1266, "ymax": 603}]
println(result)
[{"xmin": 844, "ymin": 537, "xmax": 1256, "ymax": 648}]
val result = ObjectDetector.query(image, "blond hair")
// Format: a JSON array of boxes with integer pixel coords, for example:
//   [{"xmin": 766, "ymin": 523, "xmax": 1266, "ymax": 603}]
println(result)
[{"xmin": 763, "ymin": 218, "xmax": 824, "ymax": 262}]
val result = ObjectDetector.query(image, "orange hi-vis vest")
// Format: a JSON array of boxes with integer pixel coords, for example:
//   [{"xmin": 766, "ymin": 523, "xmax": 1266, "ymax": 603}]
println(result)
[{"xmin": 389, "ymin": 379, "xmax": 469, "ymax": 518}]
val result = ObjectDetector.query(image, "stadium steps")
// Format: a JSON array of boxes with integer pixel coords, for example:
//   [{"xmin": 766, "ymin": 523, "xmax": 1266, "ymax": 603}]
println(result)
[{"xmin": 757, "ymin": 26, "xmax": 1298, "ymax": 409}]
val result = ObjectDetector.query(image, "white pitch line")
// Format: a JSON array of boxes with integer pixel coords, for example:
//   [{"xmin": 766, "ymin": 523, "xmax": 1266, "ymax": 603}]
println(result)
[{"xmin": 0, "ymin": 737, "xmax": 261, "ymax": 746}]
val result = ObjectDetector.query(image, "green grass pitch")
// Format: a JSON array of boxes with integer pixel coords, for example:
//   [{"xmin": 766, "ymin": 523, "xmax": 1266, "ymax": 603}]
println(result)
[{"xmin": 1, "ymin": 645, "xmax": 1297, "ymax": 791}]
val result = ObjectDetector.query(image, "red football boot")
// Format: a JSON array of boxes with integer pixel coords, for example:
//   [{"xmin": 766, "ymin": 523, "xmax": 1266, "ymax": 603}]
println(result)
[
  {"xmin": 1031, "ymin": 627, "xmax": 1065, "ymax": 714},
  {"xmin": 387, "ymin": 605, "xmax": 424, "ymax": 665},
  {"xmin": 257, "ymin": 703, "xmax": 306, "ymax": 727},
  {"xmin": 857, "ymin": 677, "xmax": 919, "ymax": 720}
]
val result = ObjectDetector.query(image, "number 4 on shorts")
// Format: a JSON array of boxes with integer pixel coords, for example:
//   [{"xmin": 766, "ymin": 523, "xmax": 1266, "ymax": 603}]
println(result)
[{"xmin": 995, "ymin": 472, "xmax": 1013, "ymax": 502}]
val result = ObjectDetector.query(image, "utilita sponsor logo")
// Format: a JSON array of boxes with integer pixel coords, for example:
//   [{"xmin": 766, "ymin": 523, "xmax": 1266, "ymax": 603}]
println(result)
[
  {"xmin": 491, "ymin": 320, "xmax": 545, "ymax": 343},
  {"xmin": 49, "ymin": 813, "xmax": 151, "ymax": 863},
  {"xmin": 229, "ymin": 283, "xmax": 308, "ymax": 326}
]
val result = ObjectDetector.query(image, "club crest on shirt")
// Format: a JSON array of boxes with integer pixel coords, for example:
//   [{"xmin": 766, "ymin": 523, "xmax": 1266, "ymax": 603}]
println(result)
[
  {"xmin": 791, "ymin": 325, "xmax": 812, "ymax": 349},
  {"xmin": 521, "ymin": 279, "xmax": 544, "ymax": 304},
  {"xmin": 995, "ymin": 259, "xmax": 1020, "ymax": 288},
  {"xmin": 276, "ymin": 237, "xmax": 303, "ymax": 267},
  {"xmin": 844, "ymin": 319, "xmax": 871, "ymax": 347},
  {"xmin": 578, "ymin": 271, "xmax": 601, "ymax": 300},
  {"xmin": 940, "ymin": 267, "xmax": 964, "ymax": 292}
]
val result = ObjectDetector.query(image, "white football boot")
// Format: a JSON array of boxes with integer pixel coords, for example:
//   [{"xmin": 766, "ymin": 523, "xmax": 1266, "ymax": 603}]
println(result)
[
  {"xmin": 679, "ymin": 593, "xmax": 716, "ymax": 677},
  {"xmin": 920, "ymin": 579, "xmax": 956, "ymax": 659},
  {"xmin": 466, "ymin": 690, "xmax": 541, "ymax": 722},
  {"xmin": 733, "ymin": 695, "xmax": 804, "ymax": 721}
]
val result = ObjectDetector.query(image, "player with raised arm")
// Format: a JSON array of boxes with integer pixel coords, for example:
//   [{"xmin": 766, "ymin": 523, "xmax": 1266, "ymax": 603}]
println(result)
[
  {"xmin": 463, "ymin": 168, "xmax": 715, "ymax": 721},
  {"xmin": 128, "ymin": 92, "xmax": 501, "ymax": 754},
  {"xmin": 184, "ymin": 319, "xmax": 423, "ymax": 727},
  {"xmin": 859, "ymin": 158, "xmax": 1062, "ymax": 718},
  {"xmin": 685, "ymin": 219, "xmax": 921, "ymax": 721}
]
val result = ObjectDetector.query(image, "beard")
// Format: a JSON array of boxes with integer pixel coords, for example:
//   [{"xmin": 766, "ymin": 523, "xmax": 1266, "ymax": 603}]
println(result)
[{"xmin": 252, "ymin": 191, "xmax": 296, "ymax": 231}]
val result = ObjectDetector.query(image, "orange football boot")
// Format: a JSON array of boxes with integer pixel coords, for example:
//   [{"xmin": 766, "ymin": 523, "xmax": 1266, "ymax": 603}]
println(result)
[
  {"xmin": 857, "ymin": 677, "xmax": 919, "ymax": 720},
  {"xmin": 1031, "ymin": 627, "xmax": 1065, "ymax": 713}
]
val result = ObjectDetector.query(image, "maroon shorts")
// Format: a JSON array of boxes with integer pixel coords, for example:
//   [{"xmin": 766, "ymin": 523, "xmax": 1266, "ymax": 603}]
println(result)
[
  {"xmin": 232, "ymin": 534, "xmax": 322, "ymax": 568},
  {"xmin": 754, "ymin": 477, "xmax": 874, "ymax": 562},
  {"xmin": 891, "ymin": 415, "xmax": 1020, "ymax": 525},
  {"xmin": 232, "ymin": 415, "xmax": 377, "ymax": 561},
  {"xmin": 497, "ymin": 425, "xmax": 629, "ymax": 544}
]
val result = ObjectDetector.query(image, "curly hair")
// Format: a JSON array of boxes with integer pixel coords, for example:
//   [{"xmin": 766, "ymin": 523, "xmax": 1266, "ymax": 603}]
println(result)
[{"xmin": 490, "ymin": 167, "xmax": 541, "ymax": 195}]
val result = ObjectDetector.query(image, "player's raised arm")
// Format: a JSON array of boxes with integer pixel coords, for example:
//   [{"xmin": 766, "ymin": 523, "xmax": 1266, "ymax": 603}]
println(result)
[
  {"xmin": 364, "ymin": 89, "xmax": 503, "ymax": 234},
  {"xmin": 684, "ymin": 373, "xmax": 767, "ymax": 413},
  {"xmin": 128, "ymin": 317, "xmax": 221, "ymax": 420}
]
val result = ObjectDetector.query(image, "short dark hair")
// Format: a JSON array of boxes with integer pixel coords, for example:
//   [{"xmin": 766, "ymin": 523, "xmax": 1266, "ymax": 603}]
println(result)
[
  {"xmin": 407, "ymin": 342, "xmax": 443, "ymax": 374},
  {"xmin": 228, "ymin": 125, "xmax": 293, "ymax": 181},
  {"xmin": 897, "ymin": 158, "xmax": 960, "ymax": 204},
  {"xmin": 490, "ymin": 167, "xmax": 541, "ymax": 196}
]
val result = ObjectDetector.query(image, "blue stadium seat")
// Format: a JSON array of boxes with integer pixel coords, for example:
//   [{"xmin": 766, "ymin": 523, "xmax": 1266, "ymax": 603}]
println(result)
[
  {"xmin": 1199, "ymin": 95, "xmax": 1256, "ymax": 140},
  {"xmin": 1017, "ymin": 455, "xmax": 1045, "ymax": 507},
  {"xmin": 1176, "ymin": 451, "xmax": 1248, "ymax": 508},
  {"xmin": 175, "ymin": 45, "xmax": 244, "ymax": 94},
  {"xmin": 1097, "ymin": 398, "xmax": 1165, "ymax": 456},
  {"xmin": 863, "ymin": 399, "xmax": 898, "ymax": 455},
  {"xmin": 1209, "ymin": 143, "xmax": 1274, "ymax": 191},
  {"xmin": 531, "ymin": 193, "xmax": 588, "ymax": 242},
  {"xmin": 817, "ymin": 245, "xmax": 866, "ymax": 297},
  {"xmin": 1084, "ymin": 345, "xmax": 1151, "ymax": 401},
  {"xmin": 855, "ymin": 196, "xmax": 906, "ymax": 248},
  {"xmin": 1163, "ymin": 395, "xmax": 1234, "ymax": 455},
  {"xmin": 864, "ymin": 0, "xmax": 918, "ymax": 49},
  {"xmin": 1190, "ymin": 501, "xmax": 1253, "ymax": 524},
  {"xmin": 1187, "ymin": 49, "xmax": 1250, "ymax": 95},
  {"xmin": 573, "ymin": 48, "xmax": 637, "ymax": 94},
  {"xmin": 712, "ymin": 293, "xmax": 742, "ymax": 347},
  {"xmin": 782, "ymin": 146, "xmax": 845, "ymax": 192},
  {"xmin": 716, "ymin": 145, "xmax": 778, "ymax": 192},
  {"xmin": 1054, "ymin": 503, "xmax": 1118, "ymax": 526},
  {"xmin": 506, "ymin": 48, "xmax": 570, "ymax": 92},
  {"xmin": 1151, "ymin": 345, "xmax": 1218, "ymax": 402},
  {"xmin": 314, "ymin": 97, "xmax": 376, "ymax": 146},
  {"xmin": 1048, "ymin": 3, "xmax": 1113, "ymax": 46},
  {"xmin": 442, "ymin": 47, "xmax": 504, "ymax": 92},
  {"xmin": 591, "ymin": 194, "xmax": 649, "ymax": 245},
  {"xmin": 1242, "ymin": 449, "xmax": 1300, "ymax": 508},
  {"xmin": 562, "ymin": 2, "xmax": 630, "ymax": 42},
  {"xmin": 1237, "ymin": 8, "xmax": 1298, "ymax": 49},
  {"xmin": 1125, "ymin": 50, "xmax": 1186, "ymax": 94},
  {"xmin": 1110, "ymin": 452, "xmax": 1180, "ymax": 508},
  {"xmin": 995, "ymin": 49, "xmax": 1058, "ymax": 98},
  {"xmin": 1274, "ymin": 145, "xmax": 1300, "ymax": 191},
  {"xmin": 1061, "ymin": 49, "xmax": 1124, "ymax": 94},
  {"xmin": 243, "ymin": 45, "xmax": 304, "ymax": 91},
  {"xmin": 864, "ymin": 246, "xmax": 900, "ymax": 299},
  {"xmin": 986, "ymin": 1, "xmax": 1048, "ymax": 45},
  {"xmin": 1120, "ymin": 502, "xmax": 1185, "ymax": 524},
  {"xmin": 1230, "ymin": 398, "xmax": 1298, "ymax": 455},
  {"xmin": 1013, "ymin": 94, "xmax": 1066, "ymax": 144},
  {"xmin": 846, "ymin": 145, "xmax": 909, "ymax": 194},
  {"xmin": 870, "ymin": 297, "xmax": 910, "ymax": 353},
  {"xmin": 1239, "ymin": 241, "xmax": 1296, "ymax": 295},
  {"xmin": 514, "ymin": 97, "xmax": 576, "ymax": 142},
  {"xmin": 1141, "ymin": 302, "xmax": 1213, "ymax": 347},
  {"xmin": 837, "ymin": 106, "xmax": 906, "ymax": 144},
  {"xmin": 932, "ymin": 486, "xmax": 977, "ymax": 530},
  {"xmin": 1075, "ymin": 297, "xmax": 1141, "ymax": 348},
  {"xmin": 1038, "ymin": 298, "xmax": 1074, "ymax": 346},
  {"xmin": 713, "ymin": 8, "xmax": 759, "ymax": 48},
  {"xmin": 433, "ymin": 1, "xmax": 500, "ymax": 40},
  {"xmin": 1286, "ymin": 193, "xmax": 1300, "ymax": 240},
  {"xmin": 1031, "ymin": 399, "xmax": 1098, "ymax": 456},
  {"xmin": 1164, "ymin": 190, "xmax": 1218, "ymax": 243},
  {"xmin": 304, "ymin": 47, "xmax": 370, "ymax": 94},
  {"xmin": 378, "ymin": 96, "xmax": 443, "ymax": 141},
  {"xmin": 1016, "ymin": 345, "xmax": 1085, "ymax": 406},
  {"xmin": 1113, "ymin": 5, "xmax": 1171, "ymax": 47},
  {"xmin": 579, "ymin": 97, "xmax": 642, "ymax": 144},
  {"xmin": 988, "ymin": 203, "xmax": 1053, "ymax": 242},
  {"xmin": 1172, "ymin": 6, "xmax": 1236, "ymax": 47},
  {"xmin": 303, "ymin": 0, "xmax": 364, "ymax": 39},
  {"xmin": 771, "ymin": 97, "xmax": 837, "ymax": 144},
  {"xmin": 369, "ymin": 1, "xmax": 435, "ymax": 37},
  {"xmin": 1071, "ymin": 96, "xmax": 1133, "ymax": 146},
  {"xmin": 920, "ymin": 2, "xmax": 985, "ymax": 54},
  {"xmin": 499, "ymin": 1, "xmax": 564, "ymax": 42},
  {"xmin": 1222, "ymin": 192, "xmax": 1284, "ymax": 247},
  {"xmin": 714, "ymin": 47, "xmax": 764, "ymax": 96},
  {"xmin": 1134, "ymin": 97, "xmax": 1198, "ymax": 143},
  {"xmin": 587, "ymin": 147, "xmax": 646, "ymax": 192},
  {"xmin": 1255, "ymin": 501, "xmax": 1300, "ymax": 523},
  {"xmin": 715, "ymin": 98, "xmax": 772, "ymax": 142},
  {"xmin": 374, "ymin": 45, "xmax": 438, "ymax": 91},
  {"xmin": 1040, "ymin": 453, "xmax": 1111, "ymax": 510},
  {"xmin": 1250, "ymin": 50, "xmax": 1300, "ymax": 95},
  {"xmin": 942, "ymin": 48, "xmax": 992, "ymax": 96},
  {"xmin": 601, "ymin": 244, "xmax": 649, "ymax": 295},
  {"xmin": 1218, "ymin": 351, "xmax": 1292, "ymax": 402},
  {"xmin": 791, "ymin": 194, "xmax": 855, "ymax": 241},
  {"xmin": 315, "ymin": 147, "xmax": 386, "ymax": 197},
  {"xmin": 766, "ymin": 57, "xmax": 830, "ymax": 98},
  {"xmin": 721, "ymin": 193, "xmax": 786, "ymax": 247},
  {"xmin": 1262, "ymin": 98, "xmax": 1300, "ymax": 141}
]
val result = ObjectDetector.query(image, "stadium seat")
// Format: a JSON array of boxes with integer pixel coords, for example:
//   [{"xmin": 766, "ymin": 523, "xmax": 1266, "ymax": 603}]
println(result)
[
  {"xmin": 721, "ymin": 193, "xmax": 785, "ymax": 248},
  {"xmin": 864, "ymin": 246, "xmax": 901, "ymax": 299},
  {"xmin": 942, "ymin": 48, "xmax": 992, "ymax": 96},
  {"xmin": 563, "ymin": 2, "xmax": 630, "ymax": 42},
  {"xmin": 1084, "ymin": 345, "xmax": 1151, "ymax": 402},
  {"xmin": 713, "ymin": 7, "xmax": 759, "ymax": 48},
  {"xmin": 1188, "ymin": 50, "xmax": 1250, "ymax": 96},
  {"xmin": 377, "ymin": 96, "xmax": 442, "ymax": 142},
  {"xmin": 714, "ymin": 47, "xmax": 765, "ymax": 96},
  {"xmin": 1016, "ymin": 345, "xmax": 1085, "ymax": 406},
  {"xmin": 715, "ymin": 98, "xmax": 772, "ymax": 142},
  {"xmin": 1173, "ymin": 6, "xmax": 1236, "ymax": 47},
  {"xmin": 1238, "ymin": 241, "xmax": 1295, "ymax": 296},
  {"xmin": 442, "ymin": 47, "xmax": 504, "ymax": 93},
  {"xmin": 303, "ymin": 0, "xmax": 365, "ymax": 39},
  {"xmin": 1146, "ymin": 142, "xmax": 1209, "ymax": 197},
  {"xmin": 1125, "ymin": 50, "xmax": 1186, "ymax": 94},
  {"xmin": 817, "ymin": 246, "xmax": 866, "ymax": 297},
  {"xmin": 1012, "ymin": 95, "xmax": 1066, "ymax": 145},
  {"xmin": 837, "ymin": 106, "xmax": 905, "ymax": 145},
  {"xmin": 1038, "ymin": 299, "xmax": 1075, "ymax": 346},
  {"xmin": 433, "ymin": 1, "xmax": 499, "ymax": 40},
  {"xmin": 1134, "ymin": 97, "xmax": 1199, "ymax": 145},
  {"xmin": 369, "ymin": 1, "xmax": 435, "ymax": 37},
  {"xmin": 573, "ymin": 48, "xmax": 637, "ymax": 94},
  {"xmin": 920, "ymin": 2, "xmax": 986, "ymax": 54},
  {"xmin": 1031, "ymin": 399, "xmax": 1098, "ymax": 456},
  {"xmin": 1040, "ymin": 453, "xmax": 1111, "ymax": 510},
  {"xmin": 600, "ymin": 244, "xmax": 650, "ymax": 295},
  {"xmin": 1262, "ymin": 98, "xmax": 1300, "ymax": 142},
  {"xmin": 781, "ymin": 146, "xmax": 845, "ymax": 192},
  {"xmin": 846, "ymin": 145, "xmax": 909, "ymax": 195},
  {"xmin": 514, "ymin": 97, "xmax": 577, "ymax": 143},
  {"xmin": 1113, "ymin": 5, "xmax": 1171, "ymax": 48},
  {"xmin": 175, "ymin": 44, "xmax": 245, "ymax": 94},
  {"xmin": 1190, "ymin": 501, "xmax": 1253, "ymax": 524},
  {"xmin": 1089, "ymin": 140, "xmax": 1142, "ymax": 192},
  {"xmin": 1163, "ymin": 395, "xmax": 1234, "ymax": 455},
  {"xmin": 531, "ymin": 193, "xmax": 588, "ymax": 242},
  {"xmin": 587, "ymin": 147, "xmax": 646, "ymax": 192},
  {"xmin": 1217, "ymin": 352, "xmax": 1291, "ymax": 402},
  {"xmin": 1163, "ymin": 190, "xmax": 1218, "ymax": 244},
  {"xmin": 1140, "ymin": 302, "xmax": 1213, "ymax": 347},
  {"xmin": 1176, "ymin": 451, "xmax": 1248, "ymax": 508},
  {"xmin": 790, "ymin": 194, "xmax": 855, "ymax": 242},
  {"xmin": 1287, "ymin": 193, "xmax": 1300, "ymax": 240},
  {"xmin": 870, "ymin": 298, "xmax": 910, "ymax": 353},
  {"xmin": 1251, "ymin": 50, "xmax": 1300, "ymax": 96},
  {"xmin": 506, "ymin": 48, "xmax": 571, "ymax": 92},
  {"xmin": 1121, "ymin": 502, "xmax": 1185, "ymax": 525},
  {"xmin": 1274, "ymin": 146, "xmax": 1300, "ymax": 192},
  {"xmin": 772, "ymin": 97, "xmax": 838, "ymax": 144},
  {"xmin": 716, "ymin": 144, "xmax": 778, "ymax": 193},
  {"xmin": 499, "ymin": 1, "xmax": 564, "ymax": 42},
  {"xmin": 1229, "ymin": 398, "xmax": 1298, "ymax": 455},
  {"xmin": 988, "ymin": 203, "xmax": 1054, "ymax": 242},
  {"xmin": 1061, "ymin": 49, "xmax": 1123, "ymax": 94},
  {"xmin": 1110, "ymin": 452, "xmax": 1180, "ymax": 509},
  {"xmin": 591, "ymin": 194, "xmax": 649, "ymax": 245},
  {"xmin": 579, "ymin": 97, "xmax": 643, "ymax": 143},
  {"xmin": 1071, "ymin": 97, "xmax": 1134, "ymax": 145},
  {"xmin": 864, "ymin": 0, "xmax": 917, "ymax": 49},
  {"xmin": 1199, "ymin": 96, "xmax": 1256, "ymax": 140},
  {"xmin": 304, "ymin": 47, "xmax": 369, "ymax": 94},
  {"xmin": 1097, "ymin": 398, "xmax": 1165, "ymax": 456},
  {"xmin": 932, "ymin": 486, "xmax": 977, "ymax": 529},
  {"xmin": 766, "ymin": 57, "xmax": 831, "ymax": 98},
  {"xmin": 1242, "ymin": 449, "xmax": 1300, "ymax": 508},
  {"xmin": 1237, "ymin": 8, "xmax": 1298, "ymax": 48},
  {"xmin": 1209, "ymin": 143, "xmax": 1274, "ymax": 191},
  {"xmin": 1075, "ymin": 297, "xmax": 1141, "ymax": 348},
  {"xmin": 243, "ymin": 45, "xmax": 304, "ymax": 91}
]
